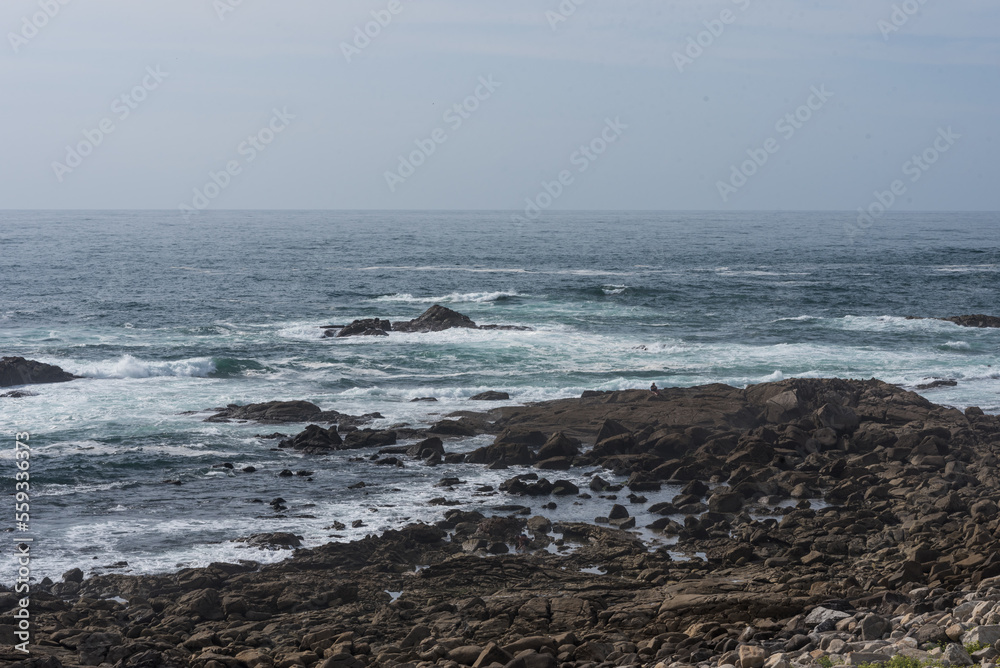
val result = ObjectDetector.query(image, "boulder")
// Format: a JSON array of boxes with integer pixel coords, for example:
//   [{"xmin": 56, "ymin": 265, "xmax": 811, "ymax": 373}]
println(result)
[
  {"xmin": 470, "ymin": 391, "xmax": 510, "ymax": 401},
  {"xmin": 279, "ymin": 424, "xmax": 343, "ymax": 452},
  {"xmin": 537, "ymin": 432, "xmax": 581, "ymax": 460},
  {"xmin": 0, "ymin": 356, "xmax": 77, "ymax": 388},
  {"xmin": 393, "ymin": 304, "xmax": 477, "ymax": 333},
  {"xmin": 406, "ymin": 437, "xmax": 444, "ymax": 459}
]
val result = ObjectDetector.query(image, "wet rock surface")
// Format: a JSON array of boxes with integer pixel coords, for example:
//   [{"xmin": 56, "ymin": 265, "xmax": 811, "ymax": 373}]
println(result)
[
  {"xmin": 0, "ymin": 356, "xmax": 77, "ymax": 388},
  {"xmin": 8, "ymin": 377, "xmax": 1000, "ymax": 668},
  {"xmin": 204, "ymin": 401, "xmax": 381, "ymax": 427},
  {"xmin": 330, "ymin": 305, "xmax": 534, "ymax": 338}
]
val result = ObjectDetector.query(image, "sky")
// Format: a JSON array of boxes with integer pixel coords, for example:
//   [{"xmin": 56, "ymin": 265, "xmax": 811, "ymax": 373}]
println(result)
[{"xmin": 0, "ymin": 0, "xmax": 998, "ymax": 212}]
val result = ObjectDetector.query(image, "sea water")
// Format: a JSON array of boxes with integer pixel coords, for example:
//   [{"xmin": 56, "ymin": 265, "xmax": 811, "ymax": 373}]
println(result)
[{"xmin": 0, "ymin": 210, "xmax": 997, "ymax": 579}]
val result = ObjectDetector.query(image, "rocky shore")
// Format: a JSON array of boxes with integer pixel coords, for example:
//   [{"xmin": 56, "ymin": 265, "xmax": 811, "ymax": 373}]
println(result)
[{"xmin": 4, "ymin": 376, "xmax": 1000, "ymax": 668}]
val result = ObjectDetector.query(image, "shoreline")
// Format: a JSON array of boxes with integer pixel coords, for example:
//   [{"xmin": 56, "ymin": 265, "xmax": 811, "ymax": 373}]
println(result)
[{"xmin": 4, "ymin": 376, "xmax": 1000, "ymax": 667}]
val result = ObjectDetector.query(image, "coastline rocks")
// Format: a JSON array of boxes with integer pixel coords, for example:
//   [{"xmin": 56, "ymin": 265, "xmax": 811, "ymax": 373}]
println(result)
[{"xmin": 0, "ymin": 356, "xmax": 77, "ymax": 387}]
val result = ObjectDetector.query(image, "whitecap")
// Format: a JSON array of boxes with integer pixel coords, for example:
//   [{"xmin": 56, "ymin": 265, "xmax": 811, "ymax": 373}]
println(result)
[
  {"xmin": 61, "ymin": 355, "xmax": 217, "ymax": 379},
  {"xmin": 370, "ymin": 291, "xmax": 524, "ymax": 304}
]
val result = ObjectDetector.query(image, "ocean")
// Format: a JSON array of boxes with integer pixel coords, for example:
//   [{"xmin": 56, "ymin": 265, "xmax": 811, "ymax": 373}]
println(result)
[{"xmin": 1, "ymin": 210, "xmax": 998, "ymax": 580}]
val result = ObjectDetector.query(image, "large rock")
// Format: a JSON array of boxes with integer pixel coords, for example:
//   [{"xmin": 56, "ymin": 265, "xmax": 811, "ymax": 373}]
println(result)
[
  {"xmin": 278, "ymin": 424, "xmax": 344, "ymax": 453},
  {"xmin": 0, "ymin": 356, "xmax": 77, "ymax": 388},
  {"xmin": 393, "ymin": 305, "xmax": 478, "ymax": 333},
  {"xmin": 332, "ymin": 318, "xmax": 391, "ymax": 338},
  {"xmin": 204, "ymin": 401, "xmax": 379, "ymax": 426},
  {"xmin": 470, "ymin": 391, "xmax": 510, "ymax": 401}
]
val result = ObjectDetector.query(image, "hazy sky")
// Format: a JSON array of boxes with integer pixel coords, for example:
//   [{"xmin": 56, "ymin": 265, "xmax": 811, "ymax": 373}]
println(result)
[{"xmin": 1, "ymin": 0, "xmax": 998, "ymax": 211}]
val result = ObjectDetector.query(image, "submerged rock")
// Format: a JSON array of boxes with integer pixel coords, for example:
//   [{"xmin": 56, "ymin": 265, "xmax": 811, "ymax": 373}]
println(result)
[{"xmin": 0, "ymin": 356, "xmax": 77, "ymax": 388}]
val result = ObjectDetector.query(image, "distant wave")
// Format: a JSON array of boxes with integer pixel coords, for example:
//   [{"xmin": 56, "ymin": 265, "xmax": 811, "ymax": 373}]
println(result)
[
  {"xmin": 67, "ymin": 355, "xmax": 216, "ymax": 378},
  {"xmin": 371, "ymin": 291, "xmax": 524, "ymax": 304}
]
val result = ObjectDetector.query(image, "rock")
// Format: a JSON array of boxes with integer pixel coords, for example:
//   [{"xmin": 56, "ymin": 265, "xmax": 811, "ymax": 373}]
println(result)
[
  {"xmin": 537, "ymin": 432, "xmax": 581, "ymax": 460},
  {"xmin": 62, "ymin": 567, "xmax": 84, "ymax": 583},
  {"xmin": 406, "ymin": 437, "xmax": 444, "ymax": 459},
  {"xmin": 941, "ymin": 643, "xmax": 974, "ymax": 666},
  {"xmin": 411, "ymin": 396, "xmax": 438, "ymax": 402},
  {"xmin": 814, "ymin": 403, "xmax": 859, "ymax": 433},
  {"xmin": 449, "ymin": 645, "xmax": 486, "ymax": 664},
  {"xmin": 738, "ymin": 645, "xmax": 767, "ymax": 668},
  {"xmin": 0, "ymin": 356, "xmax": 77, "ymax": 387},
  {"xmin": 236, "ymin": 532, "xmax": 303, "ymax": 549},
  {"xmin": 205, "ymin": 400, "xmax": 377, "ymax": 425},
  {"xmin": 394, "ymin": 304, "xmax": 478, "ymax": 333},
  {"xmin": 805, "ymin": 607, "xmax": 851, "ymax": 627},
  {"xmin": 964, "ymin": 627, "xmax": 1000, "ymax": 647},
  {"xmin": 917, "ymin": 379, "xmax": 958, "ymax": 390},
  {"xmin": 608, "ymin": 504, "xmax": 629, "ymax": 520},
  {"xmin": 858, "ymin": 613, "xmax": 891, "ymax": 640},
  {"xmin": 278, "ymin": 424, "xmax": 344, "ymax": 452},
  {"xmin": 941, "ymin": 314, "xmax": 1000, "ymax": 328},
  {"xmin": 470, "ymin": 391, "xmax": 510, "ymax": 401},
  {"xmin": 473, "ymin": 642, "xmax": 512, "ymax": 667},
  {"xmin": 551, "ymin": 480, "xmax": 579, "ymax": 496},
  {"xmin": 334, "ymin": 318, "xmax": 392, "ymax": 338},
  {"xmin": 709, "ymin": 492, "xmax": 743, "ymax": 513},
  {"xmin": 0, "ymin": 390, "xmax": 37, "ymax": 398}
]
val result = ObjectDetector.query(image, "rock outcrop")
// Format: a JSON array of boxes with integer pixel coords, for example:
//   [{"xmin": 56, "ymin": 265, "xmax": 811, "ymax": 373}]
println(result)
[
  {"xmin": 203, "ymin": 400, "xmax": 381, "ymax": 427},
  {"xmin": 329, "ymin": 305, "xmax": 533, "ymax": 337},
  {"xmin": 0, "ymin": 356, "xmax": 77, "ymax": 388}
]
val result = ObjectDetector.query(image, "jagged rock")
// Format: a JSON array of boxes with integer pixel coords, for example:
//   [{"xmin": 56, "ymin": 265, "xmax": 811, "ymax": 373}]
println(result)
[
  {"xmin": 406, "ymin": 437, "xmax": 444, "ymax": 459},
  {"xmin": 0, "ymin": 356, "xmax": 77, "ymax": 388},
  {"xmin": 537, "ymin": 432, "xmax": 581, "ymax": 460},
  {"xmin": 278, "ymin": 424, "xmax": 343, "ymax": 452},
  {"xmin": 236, "ymin": 532, "xmax": 303, "ymax": 549},
  {"xmin": 204, "ymin": 400, "xmax": 379, "ymax": 426},
  {"xmin": 332, "ymin": 318, "xmax": 392, "ymax": 338},
  {"xmin": 393, "ymin": 304, "xmax": 477, "ymax": 333}
]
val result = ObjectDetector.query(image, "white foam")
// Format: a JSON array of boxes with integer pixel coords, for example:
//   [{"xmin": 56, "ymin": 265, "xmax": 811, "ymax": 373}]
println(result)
[
  {"xmin": 942, "ymin": 341, "xmax": 972, "ymax": 350},
  {"xmin": 60, "ymin": 354, "xmax": 217, "ymax": 379},
  {"xmin": 370, "ymin": 291, "xmax": 524, "ymax": 304}
]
